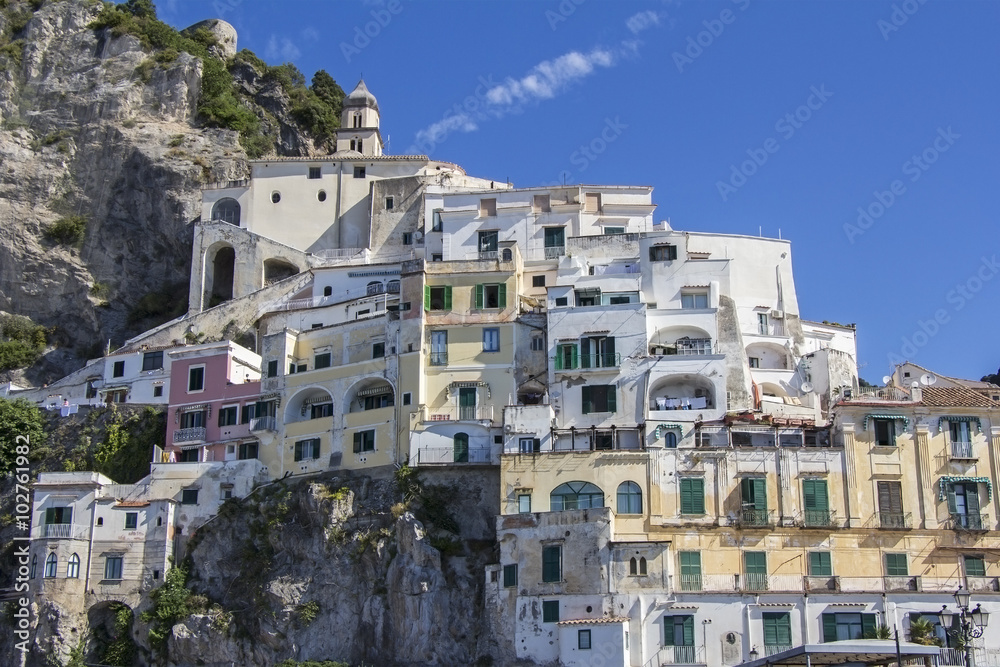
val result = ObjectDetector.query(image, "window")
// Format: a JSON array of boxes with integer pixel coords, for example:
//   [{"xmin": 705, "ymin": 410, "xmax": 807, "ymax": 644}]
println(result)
[
  {"xmin": 431, "ymin": 209, "xmax": 443, "ymax": 232},
  {"xmin": 550, "ymin": 482, "xmax": 603, "ymax": 511},
  {"xmin": 877, "ymin": 481, "xmax": 905, "ymax": 528},
  {"xmin": 679, "ymin": 552, "xmax": 702, "ymax": 591},
  {"xmin": 948, "ymin": 481, "xmax": 983, "ymax": 529},
  {"xmin": 679, "ymin": 478, "xmax": 705, "ymax": 515},
  {"xmin": 318, "ymin": 190, "xmax": 327, "ymax": 202},
  {"xmin": 519, "ymin": 438, "xmax": 540, "ymax": 454},
  {"xmin": 629, "ymin": 556, "xmax": 648, "ymax": 575},
  {"xmin": 964, "ymin": 555, "xmax": 986, "ymax": 578},
  {"xmin": 124, "ymin": 512, "xmax": 138, "ymax": 530},
  {"xmin": 809, "ymin": 552, "xmax": 832, "ymax": 576},
  {"xmin": 542, "ymin": 545, "xmax": 562, "ymax": 582},
  {"xmin": 241, "ymin": 403, "xmax": 256, "ymax": 424},
  {"xmin": 104, "ymin": 555, "xmax": 123, "ymax": 580},
  {"xmin": 431, "ymin": 253, "xmax": 443, "ymax": 262},
  {"xmin": 453, "ymin": 432, "xmax": 469, "ymax": 463},
  {"xmin": 67, "ymin": 553, "xmax": 80, "ymax": 579},
  {"xmin": 44, "ymin": 553, "xmax": 57, "ymax": 578},
  {"xmin": 617, "ymin": 481, "xmax": 642, "ymax": 514},
  {"xmin": 479, "ymin": 198, "xmax": 497, "ymax": 217},
  {"xmin": 238, "ymin": 442, "xmax": 258, "ymax": 460},
  {"xmin": 372, "ymin": 342, "xmax": 385, "ymax": 358},
  {"xmin": 30, "ymin": 554, "xmax": 36, "ymax": 579},
  {"xmin": 211, "ymin": 197, "xmax": 241, "ymax": 224},
  {"xmin": 425, "ymin": 285, "xmax": 452, "ymax": 311},
  {"xmin": 581, "ymin": 384, "xmax": 616, "ymax": 414},
  {"xmin": 757, "ymin": 312, "xmax": 769, "ymax": 335},
  {"xmin": 664, "ymin": 616, "xmax": 694, "ymax": 652},
  {"xmin": 885, "ymin": 553, "xmax": 908, "ymax": 576},
  {"xmin": 266, "ymin": 360, "xmax": 278, "ymax": 378},
  {"xmin": 580, "ymin": 335, "xmax": 616, "ymax": 368},
  {"xmin": 402, "ymin": 232, "xmax": 413, "ymax": 245},
  {"xmin": 385, "ymin": 196, "xmax": 394, "ymax": 210},
  {"xmin": 518, "ymin": 493, "xmax": 532, "ymax": 513},
  {"xmin": 802, "ymin": 479, "xmax": 830, "ymax": 526},
  {"xmin": 949, "ymin": 421, "xmax": 973, "ymax": 453},
  {"xmin": 533, "ymin": 194, "xmax": 551, "ymax": 212},
  {"xmin": 310, "ymin": 402, "xmax": 333, "ymax": 419},
  {"xmin": 181, "ymin": 489, "xmax": 199, "ymax": 505},
  {"xmin": 314, "ymin": 352, "xmax": 332, "ymax": 369},
  {"xmin": 822, "ymin": 613, "xmax": 877, "ymax": 642},
  {"xmin": 554, "ymin": 296, "xmax": 568, "ymax": 307},
  {"xmin": 749, "ymin": 356, "xmax": 761, "ymax": 368},
  {"xmin": 873, "ymin": 418, "xmax": 896, "ymax": 447},
  {"xmin": 178, "ymin": 448, "xmax": 199, "ymax": 462},
  {"xmin": 353, "ymin": 430, "xmax": 375, "ymax": 453},
  {"xmin": 578, "ymin": 629, "xmax": 591, "ymax": 650},
  {"xmin": 681, "ymin": 291, "xmax": 708, "ymax": 309},
  {"xmin": 353, "ymin": 166, "xmax": 366, "ymax": 178},
  {"xmin": 294, "ymin": 438, "xmax": 321, "ymax": 461},
  {"xmin": 664, "ymin": 431, "xmax": 678, "ymax": 448},
  {"xmin": 575, "ymin": 288, "xmax": 600, "ymax": 307},
  {"xmin": 649, "ymin": 245, "xmax": 678, "ymax": 262},
  {"xmin": 542, "ymin": 600, "xmax": 559, "ymax": 623},
  {"xmin": 478, "ymin": 230, "xmax": 499, "ymax": 254},
  {"xmin": 474, "ymin": 283, "xmax": 506, "ymax": 309},
  {"xmin": 429, "ymin": 331, "xmax": 448, "ymax": 366},
  {"xmin": 762, "ymin": 612, "xmax": 792, "ymax": 653},
  {"xmin": 218, "ymin": 405, "xmax": 238, "ymax": 427},
  {"xmin": 188, "ymin": 366, "xmax": 205, "ymax": 392},
  {"xmin": 45, "ymin": 507, "xmax": 72, "ymax": 525},
  {"xmin": 604, "ymin": 226, "xmax": 625, "ymax": 235},
  {"xmin": 583, "ymin": 192, "xmax": 601, "ymax": 212},
  {"xmin": 142, "ymin": 351, "xmax": 163, "ymax": 371},
  {"xmin": 271, "ymin": 191, "xmax": 281, "ymax": 203},
  {"xmin": 543, "ymin": 227, "xmax": 565, "ymax": 257},
  {"xmin": 308, "ymin": 166, "xmax": 321, "ymax": 179},
  {"xmin": 402, "ymin": 392, "xmax": 411, "ymax": 406},
  {"xmin": 503, "ymin": 564, "xmax": 518, "ymax": 588},
  {"xmin": 744, "ymin": 551, "xmax": 768, "ymax": 591},
  {"xmin": 179, "ymin": 410, "xmax": 205, "ymax": 429},
  {"xmin": 112, "ymin": 360, "xmax": 125, "ymax": 377},
  {"xmin": 153, "ymin": 385, "xmax": 163, "ymax": 397},
  {"xmin": 483, "ymin": 328, "xmax": 500, "ymax": 352},
  {"xmin": 531, "ymin": 275, "xmax": 546, "ymax": 289}
]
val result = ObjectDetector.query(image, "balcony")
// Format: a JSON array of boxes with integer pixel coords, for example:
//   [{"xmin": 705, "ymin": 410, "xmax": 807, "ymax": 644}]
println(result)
[
  {"xmin": 553, "ymin": 353, "xmax": 620, "ymax": 371},
  {"xmin": 250, "ymin": 416, "xmax": 277, "ymax": 432},
  {"xmin": 543, "ymin": 245, "xmax": 565, "ymax": 259},
  {"xmin": 173, "ymin": 427, "xmax": 207, "ymax": 443},
  {"xmin": 966, "ymin": 576, "xmax": 1000, "ymax": 592},
  {"xmin": 950, "ymin": 513, "xmax": 989, "ymax": 532},
  {"xmin": 651, "ymin": 338, "xmax": 714, "ymax": 356},
  {"xmin": 877, "ymin": 512, "xmax": 912, "ymax": 530},
  {"xmin": 765, "ymin": 645, "xmax": 793, "ymax": 658},
  {"xmin": 884, "ymin": 575, "xmax": 921, "ymax": 592},
  {"xmin": 413, "ymin": 446, "xmax": 492, "ymax": 465},
  {"xmin": 949, "ymin": 441, "xmax": 975, "ymax": 459},
  {"xmin": 804, "ymin": 575, "xmax": 840, "ymax": 592},
  {"xmin": 743, "ymin": 572, "xmax": 769, "ymax": 592},
  {"xmin": 652, "ymin": 646, "xmax": 705, "ymax": 665},
  {"xmin": 678, "ymin": 574, "xmax": 703, "ymax": 591},
  {"xmin": 429, "ymin": 351, "xmax": 448, "ymax": 366},
  {"xmin": 801, "ymin": 509, "xmax": 837, "ymax": 528},
  {"xmin": 426, "ymin": 406, "xmax": 494, "ymax": 422},
  {"xmin": 32, "ymin": 523, "xmax": 89, "ymax": 540},
  {"xmin": 733, "ymin": 508, "xmax": 773, "ymax": 528}
]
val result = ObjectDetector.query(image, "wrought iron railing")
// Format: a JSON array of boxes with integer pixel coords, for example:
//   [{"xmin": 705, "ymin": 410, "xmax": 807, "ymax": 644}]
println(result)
[
  {"xmin": 429, "ymin": 351, "xmax": 448, "ymax": 366},
  {"xmin": 765, "ymin": 644, "xmax": 792, "ymax": 658},
  {"xmin": 878, "ymin": 511, "xmax": 911, "ymax": 529},
  {"xmin": 950, "ymin": 441, "xmax": 975, "ymax": 458},
  {"xmin": 552, "ymin": 353, "xmax": 620, "ymax": 370},
  {"xmin": 736, "ymin": 508, "xmax": 773, "ymax": 528},
  {"xmin": 950, "ymin": 513, "xmax": 988, "ymax": 531},
  {"xmin": 173, "ymin": 427, "xmax": 206, "ymax": 443},
  {"xmin": 249, "ymin": 416, "xmax": 277, "ymax": 432},
  {"xmin": 802, "ymin": 509, "xmax": 835, "ymax": 528},
  {"xmin": 543, "ymin": 246, "xmax": 565, "ymax": 259}
]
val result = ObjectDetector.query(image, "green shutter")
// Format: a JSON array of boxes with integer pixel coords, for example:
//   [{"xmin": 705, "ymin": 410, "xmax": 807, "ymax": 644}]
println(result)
[
  {"xmin": 745, "ymin": 552, "xmax": 767, "ymax": 574},
  {"xmin": 424, "ymin": 284, "xmax": 431, "ymax": 311},
  {"xmin": 443, "ymin": 286, "xmax": 452, "ymax": 310},
  {"xmin": 45, "ymin": 508, "xmax": 55, "ymax": 524},
  {"xmin": 605, "ymin": 336, "xmax": 616, "ymax": 364},
  {"xmin": 571, "ymin": 344, "xmax": 579, "ymax": 369},
  {"xmin": 966, "ymin": 483, "xmax": 981, "ymax": 514},
  {"xmin": 582, "ymin": 386, "xmax": 593, "ymax": 414},
  {"xmin": 680, "ymin": 552, "xmax": 701, "ymax": 576},
  {"xmin": 965, "ymin": 556, "xmax": 986, "ymax": 577},
  {"xmin": 580, "ymin": 338, "xmax": 591, "ymax": 368},
  {"xmin": 682, "ymin": 616, "xmax": 694, "ymax": 646},
  {"xmin": 681, "ymin": 478, "xmax": 704, "ymax": 515},
  {"xmin": 497, "ymin": 283, "xmax": 506, "ymax": 309},
  {"xmin": 885, "ymin": 553, "xmax": 907, "ymax": 576},
  {"xmin": 822, "ymin": 614, "xmax": 837, "ymax": 642},
  {"xmin": 861, "ymin": 614, "xmax": 877, "ymax": 639},
  {"xmin": 809, "ymin": 551, "xmax": 831, "ymax": 576},
  {"xmin": 947, "ymin": 484, "xmax": 958, "ymax": 514},
  {"xmin": 803, "ymin": 479, "xmax": 828, "ymax": 511},
  {"xmin": 663, "ymin": 619, "xmax": 675, "ymax": 646},
  {"xmin": 475, "ymin": 284, "xmax": 484, "ymax": 309},
  {"xmin": 353, "ymin": 432, "xmax": 362, "ymax": 454},
  {"xmin": 763, "ymin": 615, "xmax": 779, "ymax": 646},
  {"xmin": 606, "ymin": 386, "xmax": 617, "ymax": 413},
  {"xmin": 742, "ymin": 477, "xmax": 766, "ymax": 510}
]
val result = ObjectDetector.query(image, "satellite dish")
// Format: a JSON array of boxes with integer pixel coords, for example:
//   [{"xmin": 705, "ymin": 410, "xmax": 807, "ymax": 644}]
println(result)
[
  {"xmin": 882, "ymin": 376, "xmax": 892, "ymax": 385},
  {"xmin": 800, "ymin": 382, "xmax": 813, "ymax": 393},
  {"xmin": 920, "ymin": 373, "xmax": 937, "ymax": 386}
]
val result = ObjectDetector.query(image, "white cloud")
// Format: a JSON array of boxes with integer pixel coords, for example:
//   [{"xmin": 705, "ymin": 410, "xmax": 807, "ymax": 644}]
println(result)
[
  {"xmin": 485, "ymin": 48, "xmax": 616, "ymax": 107},
  {"xmin": 414, "ymin": 114, "xmax": 479, "ymax": 150},
  {"xmin": 264, "ymin": 35, "xmax": 302, "ymax": 63},
  {"xmin": 626, "ymin": 10, "xmax": 662, "ymax": 34}
]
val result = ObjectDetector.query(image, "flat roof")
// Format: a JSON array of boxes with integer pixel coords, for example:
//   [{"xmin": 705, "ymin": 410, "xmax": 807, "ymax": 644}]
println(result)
[{"xmin": 742, "ymin": 640, "xmax": 940, "ymax": 667}]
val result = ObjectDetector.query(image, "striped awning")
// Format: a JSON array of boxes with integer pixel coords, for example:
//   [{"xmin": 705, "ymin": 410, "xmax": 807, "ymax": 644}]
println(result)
[
  {"xmin": 448, "ymin": 381, "xmax": 490, "ymax": 399},
  {"xmin": 938, "ymin": 415, "xmax": 981, "ymax": 432},
  {"xmin": 862, "ymin": 414, "xmax": 909, "ymax": 430},
  {"xmin": 938, "ymin": 476, "xmax": 993, "ymax": 502},
  {"xmin": 654, "ymin": 424, "xmax": 683, "ymax": 439},
  {"xmin": 348, "ymin": 269, "xmax": 400, "ymax": 277},
  {"xmin": 356, "ymin": 385, "xmax": 393, "ymax": 398}
]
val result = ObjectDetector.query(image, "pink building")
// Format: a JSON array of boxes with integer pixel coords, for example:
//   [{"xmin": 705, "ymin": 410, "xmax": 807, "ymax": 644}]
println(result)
[{"xmin": 164, "ymin": 341, "xmax": 263, "ymax": 463}]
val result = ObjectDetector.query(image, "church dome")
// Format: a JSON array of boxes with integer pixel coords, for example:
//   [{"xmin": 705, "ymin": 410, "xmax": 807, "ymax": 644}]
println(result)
[{"xmin": 344, "ymin": 79, "xmax": 379, "ymax": 112}]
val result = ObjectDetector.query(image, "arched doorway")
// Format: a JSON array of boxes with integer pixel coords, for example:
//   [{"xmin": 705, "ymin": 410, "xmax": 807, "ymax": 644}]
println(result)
[
  {"xmin": 263, "ymin": 258, "xmax": 300, "ymax": 286},
  {"xmin": 211, "ymin": 197, "xmax": 241, "ymax": 225},
  {"xmin": 87, "ymin": 601, "xmax": 136, "ymax": 666}
]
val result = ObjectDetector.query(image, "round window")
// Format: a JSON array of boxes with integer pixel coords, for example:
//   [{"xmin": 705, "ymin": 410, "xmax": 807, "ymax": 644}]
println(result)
[
  {"xmin": 318, "ymin": 190, "xmax": 327, "ymax": 202},
  {"xmin": 271, "ymin": 191, "xmax": 281, "ymax": 203}
]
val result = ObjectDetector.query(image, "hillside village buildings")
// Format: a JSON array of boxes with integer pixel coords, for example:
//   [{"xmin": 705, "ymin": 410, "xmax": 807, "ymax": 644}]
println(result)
[{"xmin": 23, "ymin": 82, "xmax": 1000, "ymax": 667}]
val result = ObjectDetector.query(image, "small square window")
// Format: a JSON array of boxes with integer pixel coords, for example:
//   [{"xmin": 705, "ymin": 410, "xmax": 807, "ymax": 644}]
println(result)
[
  {"xmin": 142, "ymin": 351, "xmax": 164, "ymax": 371},
  {"xmin": 885, "ymin": 553, "xmax": 908, "ymax": 576},
  {"xmin": 402, "ymin": 232, "xmax": 413, "ymax": 245},
  {"xmin": 681, "ymin": 291, "xmax": 709, "ymax": 309},
  {"xmin": 530, "ymin": 335, "xmax": 544, "ymax": 351},
  {"xmin": 532, "ymin": 275, "xmax": 546, "ymax": 287},
  {"xmin": 503, "ymin": 564, "xmax": 518, "ymax": 588},
  {"xmin": 965, "ymin": 555, "xmax": 986, "ymax": 578},
  {"xmin": 533, "ymin": 194, "xmax": 551, "ymax": 212},
  {"xmin": 308, "ymin": 166, "xmax": 321, "ymax": 179},
  {"xmin": 431, "ymin": 253, "xmax": 443, "ymax": 262},
  {"xmin": 372, "ymin": 342, "xmax": 385, "ymax": 358},
  {"xmin": 749, "ymin": 357, "xmax": 761, "ymax": 368},
  {"xmin": 353, "ymin": 166, "xmax": 366, "ymax": 178},
  {"xmin": 542, "ymin": 600, "xmax": 559, "ymax": 623},
  {"xmin": 153, "ymin": 385, "xmax": 163, "ymax": 397},
  {"xmin": 104, "ymin": 556, "xmax": 123, "ymax": 581},
  {"xmin": 809, "ymin": 551, "xmax": 832, "ymax": 576},
  {"xmin": 187, "ymin": 366, "xmax": 205, "ymax": 392},
  {"xmin": 555, "ymin": 297, "xmax": 568, "ymax": 307},
  {"xmin": 314, "ymin": 352, "xmax": 332, "ymax": 369},
  {"xmin": 402, "ymin": 392, "xmax": 412, "ymax": 405},
  {"xmin": 125, "ymin": 512, "xmax": 138, "ymax": 530},
  {"xmin": 385, "ymin": 196, "xmax": 394, "ymax": 210},
  {"xmin": 483, "ymin": 328, "xmax": 500, "ymax": 352},
  {"xmin": 480, "ymin": 198, "xmax": 497, "ymax": 217},
  {"xmin": 649, "ymin": 244, "xmax": 678, "ymax": 262},
  {"xmin": 353, "ymin": 430, "xmax": 376, "ymax": 453},
  {"xmin": 578, "ymin": 629, "xmax": 591, "ymax": 650},
  {"xmin": 112, "ymin": 360, "xmax": 125, "ymax": 377},
  {"xmin": 181, "ymin": 489, "xmax": 199, "ymax": 505}
]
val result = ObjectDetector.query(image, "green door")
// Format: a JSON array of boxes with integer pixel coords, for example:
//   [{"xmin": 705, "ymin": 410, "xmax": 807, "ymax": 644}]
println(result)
[
  {"xmin": 453, "ymin": 432, "xmax": 469, "ymax": 463},
  {"xmin": 744, "ymin": 551, "xmax": 768, "ymax": 591},
  {"xmin": 763, "ymin": 612, "xmax": 791, "ymax": 652},
  {"xmin": 741, "ymin": 477, "xmax": 767, "ymax": 525},
  {"xmin": 802, "ymin": 479, "xmax": 829, "ymax": 526},
  {"xmin": 459, "ymin": 387, "xmax": 477, "ymax": 420}
]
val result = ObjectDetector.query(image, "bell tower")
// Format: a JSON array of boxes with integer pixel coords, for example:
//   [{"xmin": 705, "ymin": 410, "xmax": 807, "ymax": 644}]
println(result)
[{"xmin": 335, "ymin": 79, "xmax": 384, "ymax": 156}]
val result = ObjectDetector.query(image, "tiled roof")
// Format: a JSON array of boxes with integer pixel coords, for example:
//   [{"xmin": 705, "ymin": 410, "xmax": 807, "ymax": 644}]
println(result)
[
  {"xmin": 558, "ymin": 617, "xmax": 629, "ymax": 626},
  {"xmin": 115, "ymin": 500, "xmax": 150, "ymax": 507},
  {"xmin": 920, "ymin": 386, "xmax": 1000, "ymax": 408}
]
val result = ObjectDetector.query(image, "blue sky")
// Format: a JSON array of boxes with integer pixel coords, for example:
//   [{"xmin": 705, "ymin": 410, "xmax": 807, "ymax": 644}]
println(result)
[{"xmin": 157, "ymin": 0, "xmax": 999, "ymax": 384}]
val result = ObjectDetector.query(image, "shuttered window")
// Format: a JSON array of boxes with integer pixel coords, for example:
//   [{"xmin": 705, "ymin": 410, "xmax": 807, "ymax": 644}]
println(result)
[
  {"xmin": 762, "ymin": 612, "xmax": 791, "ymax": 648},
  {"xmin": 663, "ymin": 615, "xmax": 694, "ymax": 646},
  {"xmin": 822, "ymin": 613, "xmax": 877, "ymax": 642},
  {"xmin": 877, "ymin": 481, "xmax": 903, "ymax": 514},
  {"xmin": 679, "ymin": 478, "xmax": 705, "ymax": 515},
  {"xmin": 885, "ymin": 553, "xmax": 907, "ymax": 576},
  {"xmin": 808, "ymin": 552, "xmax": 832, "ymax": 576},
  {"xmin": 542, "ymin": 545, "xmax": 562, "ymax": 583}
]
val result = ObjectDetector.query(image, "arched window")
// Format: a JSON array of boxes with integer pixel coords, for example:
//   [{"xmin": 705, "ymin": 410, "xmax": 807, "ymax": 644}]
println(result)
[
  {"xmin": 501, "ymin": 248, "xmax": 513, "ymax": 262},
  {"xmin": 629, "ymin": 557, "xmax": 637, "ymax": 575},
  {"xmin": 387, "ymin": 279, "xmax": 400, "ymax": 293},
  {"xmin": 665, "ymin": 431, "xmax": 677, "ymax": 449},
  {"xmin": 350, "ymin": 139, "xmax": 356, "ymax": 151},
  {"xmin": 30, "ymin": 554, "xmax": 37, "ymax": 579},
  {"xmin": 617, "ymin": 481, "xmax": 643, "ymax": 514},
  {"xmin": 550, "ymin": 481, "xmax": 603, "ymax": 511},
  {"xmin": 454, "ymin": 432, "xmax": 469, "ymax": 463},
  {"xmin": 67, "ymin": 553, "xmax": 80, "ymax": 578},
  {"xmin": 211, "ymin": 197, "xmax": 241, "ymax": 225},
  {"xmin": 353, "ymin": 112, "xmax": 362, "ymax": 128},
  {"xmin": 639, "ymin": 557, "xmax": 647, "ymax": 575},
  {"xmin": 367, "ymin": 280, "xmax": 384, "ymax": 295},
  {"xmin": 44, "ymin": 552, "xmax": 58, "ymax": 578}
]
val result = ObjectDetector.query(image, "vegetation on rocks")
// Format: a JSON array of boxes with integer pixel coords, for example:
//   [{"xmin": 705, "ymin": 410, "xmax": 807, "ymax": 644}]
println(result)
[
  {"xmin": 43, "ymin": 215, "xmax": 88, "ymax": 245},
  {"xmin": 0, "ymin": 397, "xmax": 46, "ymax": 477},
  {"xmin": 141, "ymin": 563, "xmax": 200, "ymax": 649},
  {"xmin": 0, "ymin": 315, "xmax": 48, "ymax": 372}
]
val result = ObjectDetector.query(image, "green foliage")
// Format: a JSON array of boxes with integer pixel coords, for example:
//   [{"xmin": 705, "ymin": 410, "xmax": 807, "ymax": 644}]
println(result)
[
  {"xmin": 0, "ymin": 315, "xmax": 47, "ymax": 371},
  {"xmin": 863, "ymin": 624, "xmax": 893, "ymax": 640},
  {"xmin": 393, "ymin": 464, "xmax": 459, "ymax": 533},
  {"xmin": 43, "ymin": 214, "xmax": 87, "ymax": 245},
  {"xmin": 6, "ymin": 9, "xmax": 31, "ymax": 34},
  {"xmin": 231, "ymin": 47, "xmax": 265, "ymax": 73},
  {"xmin": 91, "ymin": 406, "xmax": 161, "ymax": 483},
  {"xmin": 908, "ymin": 617, "xmax": 942, "ymax": 646},
  {"xmin": 100, "ymin": 603, "xmax": 136, "ymax": 666},
  {"xmin": 90, "ymin": 281, "xmax": 110, "ymax": 299},
  {"xmin": 127, "ymin": 283, "xmax": 187, "ymax": 325},
  {"xmin": 141, "ymin": 563, "xmax": 195, "ymax": 648},
  {"xmin": 167, "ymin": 133, "xmax": 184, "ymax": 147},
  {"xmin": 134, "ymin": 57, "xmax": 154, "ymax": 83},
  {"xmin": 0, "ymin": 39, "xmax": 24, "ymax": 68},
  {"xmin": 982, "ymin": 367, "xmax": 1000, "ymax": 385},
  {"xmin": 295, "ymin": 600, "xmax": 320, "ymax": 626},
  {"xmin": 0, "ymin": 398, "xmax": 46, "ymax": 477}
]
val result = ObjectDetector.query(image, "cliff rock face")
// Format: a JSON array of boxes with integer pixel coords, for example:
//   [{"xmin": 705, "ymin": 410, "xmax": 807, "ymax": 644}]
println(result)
[{"xmin": 0, "ymin": 0, "xmax": 312, "ymax": 386}]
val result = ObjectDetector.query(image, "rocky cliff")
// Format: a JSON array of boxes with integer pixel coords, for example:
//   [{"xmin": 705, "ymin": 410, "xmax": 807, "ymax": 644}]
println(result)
[{"xmin": 0, "ymin": 0, "xmax": 335, "ymax": 386}]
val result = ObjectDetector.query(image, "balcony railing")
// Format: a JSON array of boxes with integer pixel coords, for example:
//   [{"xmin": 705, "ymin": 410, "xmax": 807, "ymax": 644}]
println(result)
[
  {"xmin": 32, "ymin": 523, "xmax": 89, "ymax": 539},
  {"xmin": 878, "ymin": 512, "xmax": 912, "ymax": 529},
  {"xmin": 660, "ymin": 646, "xmax": 702, "ymax": 665},
  {"xmin": 743, "ymin": 572, "xmax": 769, "ymax": 592},
  {"xmin": 884, "ymin": 575, "xmax": 921, "ymax": 592},
  {"xmin": 427, "ymin": 406, "xmax": 494, "ymax": 422},
  {"xmin": 553, "ymin": 353, "xmax": 621, "ymax": 371},
  {"xmin": 414, "ymin": 446, "xmax": 492, "ymax": 465},
  {"xmin": 950, "ymin": 441, "xmax": 975, "ymax": 459},
  {"xmin": 543, "ymin": 245, "xmax": 565, "ymax": 259},
  {"xmin": 249, "ymin": 416, "xmax": 277, "ymax": 432},
  {"xmin": 841, "ymin": 386, "xmax": 911, "ymax": 402},
  {"xmin": 429, "ymin": 351, "xmax": 448, "ymax": 366},
  {"xmin": 802, "ymin": 509, "xmax": 836, "ymax": 528},
  {"xmin": 804, "ymin": 575, "xmax": 840, "ymax": 591},
  {"xmin": 734, "ymin": 508, "xmax": 773, "ymax": 528},
  {"xmin": 679, "ymin": 574, "xmax": 703, "ymax": 591},
  {"xmin": 765, "ymin": 645, "xmax": 792, "ymax": 658},
  {"xmin": 478, "ymin": 250, "xmax": 498, "ymax": 261},
  {"xmin": 652, "ymin": 338, "xmax": 714, "ymax": 356},
  {"xmin": 173, "ymin": 427, "xmax": 206, "ymax": 443},
  {"xmin": 950, "ymin": 513, "xmax": 989, "ymax": 531}
]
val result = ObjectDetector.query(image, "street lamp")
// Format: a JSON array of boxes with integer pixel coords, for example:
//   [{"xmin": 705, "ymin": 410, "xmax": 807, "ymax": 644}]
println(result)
[
  {"xmin": 943, "ymin": 588, "xmax": 991, "ymax": 667},
  {"xmin": 749, "ymin": 646, "xmax": 759, "ymax": 662}
]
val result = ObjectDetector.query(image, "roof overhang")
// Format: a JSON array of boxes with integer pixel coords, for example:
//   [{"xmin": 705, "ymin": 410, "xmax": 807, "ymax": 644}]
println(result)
[{"xmin": 741, "ymin": 641, "xmax": 940, "ymax": 667}]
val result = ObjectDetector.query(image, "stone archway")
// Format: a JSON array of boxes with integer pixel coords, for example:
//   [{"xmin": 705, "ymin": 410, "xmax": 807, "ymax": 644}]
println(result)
[
  {"xmin": 263, "ymin": 257, "xmax": 300, "ymax": 286},
  {"xmin": 86, "ymin": 601, "xmax": 136, "ymax": 666}
]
